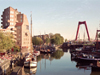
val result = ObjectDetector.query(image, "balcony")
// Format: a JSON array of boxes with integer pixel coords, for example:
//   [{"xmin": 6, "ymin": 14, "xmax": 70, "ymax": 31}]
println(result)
[
  {"xmin": 1, "ymin": 22, "xmax": 3, "ymax": 24},
  {"xmin": 1, "ymin": 15, "xmax": 3, "ymax": 17},
  {"xmin": 1, "ymin": 18, "xmax": 3, "ymax": 21}
]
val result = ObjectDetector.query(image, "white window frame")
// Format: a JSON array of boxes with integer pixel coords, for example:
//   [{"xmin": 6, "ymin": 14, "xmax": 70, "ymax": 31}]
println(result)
[
  {"xmin": 10, "ymin": 15, "xmax": 14, "ymax": 17},
  {"xmin": 10, "ymin": 11, "xmax": 14, "ymax": 14},
  {"xmin": 10, "ymin": 22, "xmax": 14, "ymax": 25},
  {"xmin": 10, "ymin": 19, "xmax": 14, "ymax": 21}
]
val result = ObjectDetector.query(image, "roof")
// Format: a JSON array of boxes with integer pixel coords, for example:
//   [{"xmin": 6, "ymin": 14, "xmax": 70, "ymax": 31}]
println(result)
[{"xmin": 16, "ymin": 23, "xmax": 23, "ymax": 26}]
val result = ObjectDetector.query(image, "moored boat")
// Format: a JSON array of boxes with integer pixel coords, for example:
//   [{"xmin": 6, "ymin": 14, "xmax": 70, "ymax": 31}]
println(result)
[
  {"xmin": 33, "ymin": 50, "xmax": 40, "ymax": 56},
  {"xmin": 75, "ymin": 47, "xmax": 83, "ymax": 51},
  {"xmin": 24, "ymin": 53, "xmax": 37, "ymax": 68}
]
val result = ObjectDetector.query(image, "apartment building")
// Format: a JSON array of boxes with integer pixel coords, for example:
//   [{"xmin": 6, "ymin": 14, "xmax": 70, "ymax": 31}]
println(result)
[{"xmin": 1, "ymin": 7, "xmax": 31, "ymax": 53}]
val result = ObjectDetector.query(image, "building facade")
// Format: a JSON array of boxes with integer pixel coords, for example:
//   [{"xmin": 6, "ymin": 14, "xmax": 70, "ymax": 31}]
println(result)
[{"xmin": 1, "ymin": 7, "xmax": 31, "ymax": 53}]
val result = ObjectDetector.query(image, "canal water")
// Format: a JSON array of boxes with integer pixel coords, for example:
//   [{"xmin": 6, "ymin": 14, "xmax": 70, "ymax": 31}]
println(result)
[{"xmin": 24, "ymin": 49, "xmax": 100, "ymax": 75}]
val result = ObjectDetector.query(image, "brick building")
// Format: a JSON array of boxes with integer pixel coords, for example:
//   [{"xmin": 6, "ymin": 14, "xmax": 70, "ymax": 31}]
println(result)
[{"xmin": 1, "ymin": 7, "xmax": 32, "ymax": 53}]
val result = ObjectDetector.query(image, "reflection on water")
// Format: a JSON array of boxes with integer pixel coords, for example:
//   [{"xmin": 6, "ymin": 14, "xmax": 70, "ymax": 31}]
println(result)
[
  {"xmin": 37, "ymin": 50, "xmax": 64, "ymax": 62},
  {"xmin": 24, "ymin": 49, "xmax": 100, "ymax": 75},
  {"xmin": 24, "ymin": 67, "xmax": 37, "ymax": 75}
]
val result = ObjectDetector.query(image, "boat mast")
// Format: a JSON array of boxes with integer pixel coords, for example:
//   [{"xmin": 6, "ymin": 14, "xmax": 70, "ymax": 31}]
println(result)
[
  {"xmin": 31, "ymin": 11, "xmax": 33, "ymax": 52},
  {"xmin": 83, "ymin": 31, "xmax": 85, "ymax": 42}
]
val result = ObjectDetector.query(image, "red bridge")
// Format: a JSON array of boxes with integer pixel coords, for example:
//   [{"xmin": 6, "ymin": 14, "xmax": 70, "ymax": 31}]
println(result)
[{"xmin": 75, "ymin": 21, "xmax": 90, "ymax": 41}]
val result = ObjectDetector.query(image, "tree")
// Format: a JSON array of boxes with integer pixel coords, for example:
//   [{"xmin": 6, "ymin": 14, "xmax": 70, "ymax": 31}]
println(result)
[
  {"xmin": 45, "ymin": 38, "xmax": 50, "ymax": 44},
  {"xmin": 50, "ymin": 33, "xmax": 64, "ymax": 45},
  {"xmin": 0, "ymin": 32, "xmax": 15, "ymax": 52},
  {"xmin": 32, "ymin": 37, "xmax": 43, "ymax": 45},
  {"xmin": 13, "ymin": 45, "xmax": 20, "ymax": 52},
  {"xmin": 50, "ymin": 38, "xmax": 55, "ymax": 44}
]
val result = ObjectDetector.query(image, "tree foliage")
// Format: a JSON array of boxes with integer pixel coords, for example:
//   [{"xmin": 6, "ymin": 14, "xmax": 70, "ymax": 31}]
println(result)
[
  {"xmin": 0, "ymin": 32, "xmax": 15, "ymax": 52},
  {"xmin": 13, "ymin": 45, "xmax": 20, "ymax": 52},
  {"xmin": 32, "ymin": 37, "xmax": 43, "ymax": 45},
  {"xmin": 45, "ymin": 38, "xmax": 50, "ymax": 44},
  {"xmin": 50, "ymin": 33, "xmax": 64, "ymax": 45},
  {"xmin": 50, "ymin": 38, "xmax": 55, "ymax": 44},
  {"xmin": 32, "ymin": 33, "xmax": 64, "ymax": 45}
]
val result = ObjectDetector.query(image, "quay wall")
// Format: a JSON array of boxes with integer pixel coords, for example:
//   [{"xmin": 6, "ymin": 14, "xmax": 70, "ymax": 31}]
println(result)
[{"xmin": 0, "ymin": 60, "xmax": 10, "ymax": 75}]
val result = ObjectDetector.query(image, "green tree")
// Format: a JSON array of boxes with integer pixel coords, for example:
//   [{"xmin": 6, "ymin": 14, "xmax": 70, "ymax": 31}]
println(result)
[
  {"xmin": 13, "ymin": 45, "xmax": 20, "ymax": 52},
  {"xmin": 32, "ymin": 36, "xmax": 43, "ymax": 45},
  {"xmin": 45, "ymin": 38, "xmax": 50, "ymax": 44},
  {"xmin": 0, "ymin": 32, "xmax": 15, "ymax": 52},
  {"xmin": 50, "ymin": 33, "xmax": 64, "ymax": 45},
  {"xmin": 50, "ymin": 38, "xmax": 55, "ymax": 44}
]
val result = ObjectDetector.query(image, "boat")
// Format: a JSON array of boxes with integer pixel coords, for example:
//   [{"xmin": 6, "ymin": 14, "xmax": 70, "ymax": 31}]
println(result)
[
  {"xmin": 33, "ymin": 50, "xmax": 40, "ymax": 56},
  {"xmin": 77, "ymin": 53, "xmax": 100, "ymax": 63},
  {"xmin": 75, "ymin": 47, "xmax": 83, "ymax": 51},
  {"xmin": 24, "ymin": 53, "xmax": 37, "ymax": 68},
  {"xmin": 30, "ymin": 55, "xmax": 37, "ymax": 68}
]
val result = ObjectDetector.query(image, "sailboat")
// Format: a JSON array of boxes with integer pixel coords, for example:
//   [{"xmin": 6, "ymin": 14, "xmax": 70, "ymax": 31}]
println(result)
[{"xmin": 24, "ymin": 12, "xmax": 37, "ymax": 68}]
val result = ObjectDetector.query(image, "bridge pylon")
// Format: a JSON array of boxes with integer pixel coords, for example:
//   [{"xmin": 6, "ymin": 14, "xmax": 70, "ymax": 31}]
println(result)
[{"xmin": 75, "ymin": 21, "xmax": 90, "ymax": 41}]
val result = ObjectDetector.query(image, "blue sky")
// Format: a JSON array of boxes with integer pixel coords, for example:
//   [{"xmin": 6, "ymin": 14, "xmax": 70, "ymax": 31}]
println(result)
[{"xmin": 0, "ymin": 0, "xmax": 100, "ymax": 40}]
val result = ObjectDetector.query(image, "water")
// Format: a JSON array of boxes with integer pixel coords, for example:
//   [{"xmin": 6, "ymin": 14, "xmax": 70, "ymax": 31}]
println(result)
[{"xmin": 24, "ymin": 49, "xmax": 100, "ymax": 75}]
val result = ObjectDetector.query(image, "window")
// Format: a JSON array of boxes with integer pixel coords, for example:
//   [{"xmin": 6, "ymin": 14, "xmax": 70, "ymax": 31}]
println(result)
[
  {"xmin": 10, "ymin": 23, "xmax": 14, "ymax": 25},
  {"xmin": 6, "ymin": 16, "xmax": 7, "ymax": 19},
  {"xmin": 21, "ymin": 19, "xmax": 22, "ymax": 22},
  {"xmin": 21, "ymin": 16, "xmax": 22, "ymax": 18},
  {"xmin": 17, "ymin": 42, "xmax": 19, "ymax": 44},
  {"xmin": 25, "ymin": 33, "xmax": 28, "ymax": 36},
  {"xmin": 6, "ymin": 23, "xmax": 7, "ymax": 26},
  {"xmin": 26, "ymin": 25, "xmax": 29, "ymax": 30},
  {"xmin": 10, "ymin": 15, "xmax": 14, "ymax": 17},
  {"xmin": 10, "ymin": 11, "xmax": 14, "ymax": 14},
  {"xmin": 11, "ymin": 28, "xmax": 13, "ymax": 31},
  {"xmin": 10, "ymin": 19, "xmax": 14, "ymax": 21}
]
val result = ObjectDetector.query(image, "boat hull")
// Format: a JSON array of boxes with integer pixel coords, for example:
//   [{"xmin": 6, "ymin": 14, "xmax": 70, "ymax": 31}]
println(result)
[{"xmin": 24, "ymin": 61, "xmax": 37, "ymax": 68}]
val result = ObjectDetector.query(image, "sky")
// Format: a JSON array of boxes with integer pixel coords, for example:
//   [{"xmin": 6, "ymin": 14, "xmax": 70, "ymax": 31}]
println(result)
[{"xmin": 0, "ymin": 0, "xmax": 100, "ymax": 40}]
